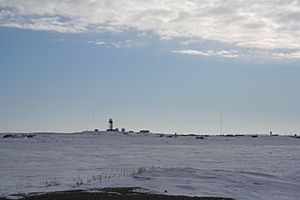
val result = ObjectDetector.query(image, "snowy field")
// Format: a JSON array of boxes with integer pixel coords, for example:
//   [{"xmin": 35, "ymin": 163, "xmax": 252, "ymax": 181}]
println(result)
[{"xmin": 0, "ymin": 132, "xmax": 299, "ymax": 200}]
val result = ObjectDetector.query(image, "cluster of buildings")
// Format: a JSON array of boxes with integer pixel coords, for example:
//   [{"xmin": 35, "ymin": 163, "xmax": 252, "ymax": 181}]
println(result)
[{"xmin": 94, "ymin": 118, "xmax": 150, "ymax": 134}]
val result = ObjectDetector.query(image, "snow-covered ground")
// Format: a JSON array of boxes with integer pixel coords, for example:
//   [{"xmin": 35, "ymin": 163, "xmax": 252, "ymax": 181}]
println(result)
[{"xmin": 0, "ymin": 132, "xmax": 299, "ymax": 200}]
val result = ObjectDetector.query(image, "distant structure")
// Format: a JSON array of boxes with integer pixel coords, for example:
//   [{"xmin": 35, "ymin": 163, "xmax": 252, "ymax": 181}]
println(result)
[
  {"xmin": 139, "ymin": 130, "xmax": 150, "ymax": 133},
  {"xmin": 270, "ymin": 131, "xmax": 279, "ymax": 136},
  {"xmin": 220, "ymin": 113, "xmax": 223, "ymax": 135},
  {"xmin": 107, "ymin": 118, "xmax": 118, "ymax": 132},
  {"xmin": 109, "ymin": 118, "xmax": 113, "ymax": 130}
]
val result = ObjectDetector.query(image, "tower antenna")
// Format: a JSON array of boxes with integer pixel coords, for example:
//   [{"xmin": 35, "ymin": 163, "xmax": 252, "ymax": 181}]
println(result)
[{"xmin": 220, "ymin": 113, "xmax": 223, "ymax": 135}]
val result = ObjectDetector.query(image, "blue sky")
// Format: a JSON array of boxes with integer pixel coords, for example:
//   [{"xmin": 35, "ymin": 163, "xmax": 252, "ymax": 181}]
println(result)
[{"xmin": 1, "ymin": 1, "xmax": 300, "ymax": 134}]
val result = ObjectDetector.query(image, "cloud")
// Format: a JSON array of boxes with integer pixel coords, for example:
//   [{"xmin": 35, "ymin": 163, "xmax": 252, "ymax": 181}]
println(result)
[
  {"xmin": 1, "ymin": 0, "xmax": 300, "ymax": 57},
  {"xmin": 94, "ymin": 41, "xmax": 107, "ymax": 46},
  {"xmin": 271, "ymin": 51, "xmax": 300, "ymax": 59},
  {"xmin": 87, "ymin": 38, "xmax": 136, "ymax": 48},
  {"xmin": 172, "ymin": 49, "xmax": 300, "ymax": 60},
  {"xmin": 172, "ymin": 49, "xmax": 241, "ymax": 58}
]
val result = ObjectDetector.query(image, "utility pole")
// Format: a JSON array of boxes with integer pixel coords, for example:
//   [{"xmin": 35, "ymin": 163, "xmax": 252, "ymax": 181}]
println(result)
[{"xmin": 220, "ymin": 113, "xmax": 223, "ymax": 135}]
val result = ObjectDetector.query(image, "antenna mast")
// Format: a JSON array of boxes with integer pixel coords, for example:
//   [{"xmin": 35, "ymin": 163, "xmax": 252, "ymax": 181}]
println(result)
[{"xmin": 220, "ymin": 113, "xmax": 223, "ymax": 135}]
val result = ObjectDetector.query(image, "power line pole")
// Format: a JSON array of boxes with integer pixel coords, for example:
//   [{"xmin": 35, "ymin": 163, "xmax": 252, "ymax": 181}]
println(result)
[{"xmin": 220, "ymin": 113, "xmax": 223, "ymax": 135}]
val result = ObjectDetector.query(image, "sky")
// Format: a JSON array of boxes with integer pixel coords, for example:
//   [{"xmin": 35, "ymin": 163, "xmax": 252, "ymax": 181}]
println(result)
[{"xmin": 0, "ymin": 0, "xmax": 300, "ymax": 134}]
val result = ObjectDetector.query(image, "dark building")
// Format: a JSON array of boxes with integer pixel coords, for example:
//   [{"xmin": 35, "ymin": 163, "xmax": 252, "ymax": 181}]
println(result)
[{"xmin": 107, "ymin": 118, "xmax": 119, "ymax": 132}]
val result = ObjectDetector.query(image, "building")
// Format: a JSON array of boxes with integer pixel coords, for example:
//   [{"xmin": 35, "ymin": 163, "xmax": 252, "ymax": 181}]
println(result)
[
  {"xmin": 139, "ymin": 130, "xmax": 150, "ymax": 133},
  {"xmin": 107, "ymin": 118, "xmax": 119, "ymax": 132},
  {"xmin": 109, "ymin": 118, "xmax": 113, "ymax": 130}
]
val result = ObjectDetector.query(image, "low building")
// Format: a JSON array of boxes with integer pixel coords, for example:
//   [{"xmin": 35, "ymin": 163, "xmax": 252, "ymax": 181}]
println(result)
[{"xmin": 139, "ymin": 130, "xmax": 150, "ymax": 133}]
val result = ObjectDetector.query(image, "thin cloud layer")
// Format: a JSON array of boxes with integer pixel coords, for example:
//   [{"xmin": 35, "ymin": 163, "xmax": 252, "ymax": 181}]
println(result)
[
  {"xmin": 1, "ymin": 0, "xmax": 300, "ymax": 57},
  {"xmin": 173, "ymin": 49, "xmax": 300, "ymax": 59},
  {"xmin": 172, "ymin": 50, "xmax": 240, "ymax": 58}
]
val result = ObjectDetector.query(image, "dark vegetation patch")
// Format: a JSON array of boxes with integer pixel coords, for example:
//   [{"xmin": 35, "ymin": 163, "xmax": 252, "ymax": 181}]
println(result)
[{"xmin": 2, "ymin": 188, "xmax": 234, "ymax": 200}]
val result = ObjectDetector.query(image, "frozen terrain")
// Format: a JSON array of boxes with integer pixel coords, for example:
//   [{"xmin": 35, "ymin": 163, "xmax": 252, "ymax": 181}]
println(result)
[{"xmin": 0, "ymin": 132, "xmax": 299, "ymax": 200}]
